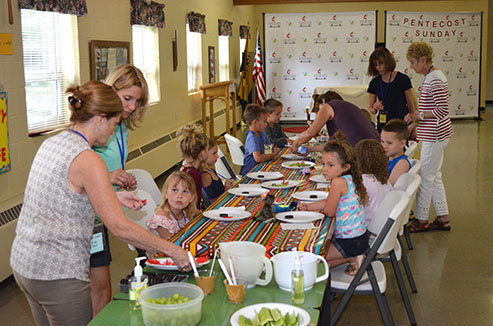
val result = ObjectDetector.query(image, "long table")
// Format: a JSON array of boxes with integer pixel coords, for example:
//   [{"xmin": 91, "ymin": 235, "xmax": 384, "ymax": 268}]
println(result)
[{"xmin": 169, "ymin": 149, "xmax": 334, "ymax": 258}]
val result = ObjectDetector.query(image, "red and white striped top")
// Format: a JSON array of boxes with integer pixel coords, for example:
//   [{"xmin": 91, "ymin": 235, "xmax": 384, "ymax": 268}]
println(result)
[{"xmin": 417, "ymin": 70, "xmax": 453, "ymax": 142}]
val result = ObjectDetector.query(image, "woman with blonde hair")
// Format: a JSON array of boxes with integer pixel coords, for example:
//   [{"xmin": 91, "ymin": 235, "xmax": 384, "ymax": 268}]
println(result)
[
  {"xmin": 404, "ymin": 41, "xmax": 453, "ymax": 233},
  {"xmin": 11, "ymin": 81, "xmax": 190, "ymax": 325},
  {"xmin": 90, "ymin": 64, "xmax": 149, "ymax": 315}
]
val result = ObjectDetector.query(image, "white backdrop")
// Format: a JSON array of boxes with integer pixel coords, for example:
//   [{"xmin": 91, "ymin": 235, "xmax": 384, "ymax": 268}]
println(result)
[
  {"xmin": 386, "ymin": 11, "xmax": 481, "ymax": 118},
  {"xmin": 265, "ymin": 12, "xmax": 376, "ymax": 120}
]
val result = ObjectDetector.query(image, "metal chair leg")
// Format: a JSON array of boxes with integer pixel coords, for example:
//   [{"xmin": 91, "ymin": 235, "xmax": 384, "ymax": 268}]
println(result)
[
  {"xmin": 390, "ymin": 251, "xmax": 417, "ymax": 326},
  {"xmin": 367, "ymin": 264, "xmax": 394, "ymax": 326},
  {"xmin": 398, "ymin": 236, "xmax": 418, "ymax": 293},
  {"xmin": 404, "ymin": 225, "xmax": 413, "ymax": 250}
]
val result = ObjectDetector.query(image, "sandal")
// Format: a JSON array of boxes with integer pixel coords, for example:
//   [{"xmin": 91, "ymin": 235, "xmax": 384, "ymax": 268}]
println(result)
[
  {"xmin": 409, "ymin": 210, "xmax": 415, "ymax": 220},
  {"xmin": 427, "ymin": 218, "xmax": 451, "ymax": 231},
  {"xmin": 407, "ymin": 219, "xmax": 429, "ymax": 233},
  {"xmin": 344, "ymin": 254, "xmax": 364, "ymax": 276}
]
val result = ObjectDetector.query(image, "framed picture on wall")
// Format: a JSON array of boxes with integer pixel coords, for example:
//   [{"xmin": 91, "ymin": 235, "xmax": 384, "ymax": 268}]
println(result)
[
  {"xmin": 208, "ymin": 46, "xmax": 215, "ymax": 83},
  {"xmin": 90, "ymin": 40, "xmax": 131, "ymax": 81}
]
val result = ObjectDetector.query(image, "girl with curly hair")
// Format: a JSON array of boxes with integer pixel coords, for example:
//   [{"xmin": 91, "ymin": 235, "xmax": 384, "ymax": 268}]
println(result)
[
  {"xmin": 299, "ymin": 131, "xmax": 368, "ymax": 276},
  {"xmin": 355, "ymin": 139, "xmax": 393, "ymax": 226}
]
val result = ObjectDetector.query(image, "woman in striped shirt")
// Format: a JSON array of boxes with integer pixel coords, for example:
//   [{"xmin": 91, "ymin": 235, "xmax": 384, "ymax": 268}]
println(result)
[{"xmin": 404, "ymin": 42, "xmax": 453, "ymax": 233}]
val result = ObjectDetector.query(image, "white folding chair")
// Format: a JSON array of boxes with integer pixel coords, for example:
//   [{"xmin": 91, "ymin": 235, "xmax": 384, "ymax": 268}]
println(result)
[
  {"xmin": 405, "ymin": 140, "xmax": 418, "ymax": 158},
  {"xmin": 329, "ymin": 191, "xmax": 412, "ymax": 326},
  {"xmin": 215, "ymin": 147, "xmax": 239, "ymax": 180},
  {"xmin": 224, "ymin": 133, "xmax": 245, "ymax": 167},
  {"xmin": 124, "ymin": 189, "xmax": 157, "ymax": 251},
  {"xmin": 395, "ymin": 173, "xmax": 421, "ymax": 254},
  {"xmin": 409, "ymin": 158, "xmax": 421, "ymax": 174},
  {"xmin": 127, "ymin": 168, "xmax": 162, "ymax": 205}
]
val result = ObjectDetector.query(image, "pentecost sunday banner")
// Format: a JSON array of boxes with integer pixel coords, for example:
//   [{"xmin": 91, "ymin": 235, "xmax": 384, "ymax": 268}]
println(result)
[
  {"xmin": 0, "ymin": 92, "xmax": 11, "ymax": 175},
  {"xmin": 386, "ymin": 12, "xmax": 481, "ymax": 118},
  {"xmin": 265, "ymin": 12, "xmax": 376, "ymax": 120}
]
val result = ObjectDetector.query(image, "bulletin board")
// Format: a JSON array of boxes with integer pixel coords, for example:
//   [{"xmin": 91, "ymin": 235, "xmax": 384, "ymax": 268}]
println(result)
[
  {"xmin": 90, "ymin": 40, "xmax": 130, "ymax": 81},
  {"xmin": 0, "ymin": 92, "xmax": 11, "ymax": 175}
]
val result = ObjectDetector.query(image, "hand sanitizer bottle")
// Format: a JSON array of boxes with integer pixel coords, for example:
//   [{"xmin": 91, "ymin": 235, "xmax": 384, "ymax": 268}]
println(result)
[
  {"xmin": 291, "ymin": 251, "xmax": 305, "ymax": 305},
  {"xmin": 129, "ymin": 256, "xmax": 148, "ymax": 310}
]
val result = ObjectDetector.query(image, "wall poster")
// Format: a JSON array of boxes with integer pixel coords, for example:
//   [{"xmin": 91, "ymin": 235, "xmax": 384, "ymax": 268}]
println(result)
[{"xmin": 0, "ymin": 92, "xmax": 11, "ymax": 175}]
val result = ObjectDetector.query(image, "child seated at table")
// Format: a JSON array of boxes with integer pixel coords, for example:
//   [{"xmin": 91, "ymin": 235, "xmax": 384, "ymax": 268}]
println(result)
[
  {"xmin": 241, "ymin": 104, "xmax": 280, "ymax": 175},
  {"xmin": 264, "ymin": 99, "xmax": 292, "ymax": 148},
  {"xmin": 201, "ymin": 138, "xmax": 234, "ymax": 205},
  {"xmin": 355, "ymin": 139, "xmax": 392, "ymax": 226},
  {"xmin": 146, "ymin": 171, "xmax": 199, "ymax": 241},
  {"xmin": 381, "ymin": 119, "xmax": 410, "ymax": 186},
  {"xmin": 298, "ymin": 132, "xmax": 368, "ymax": 276},
  {"xmin": 177, "ymin": 124, "xmax": 209, "ymax": 209}
]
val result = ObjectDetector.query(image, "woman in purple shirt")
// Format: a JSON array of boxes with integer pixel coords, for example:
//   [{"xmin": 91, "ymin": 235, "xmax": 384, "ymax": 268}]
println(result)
[{"xmin": 292, "ymin": 91, "xmax": 380, "ymax": 153}]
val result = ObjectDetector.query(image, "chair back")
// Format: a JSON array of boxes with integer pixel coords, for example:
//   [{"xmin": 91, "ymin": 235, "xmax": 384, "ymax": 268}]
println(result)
[
  {"xmin": 215, "ymin": 147, "xmax": 238, "ymax": 180},
  {"xmin": 127, "ymin": 168, "xmax": 162, "ymax": 205},
  {"xmin": 124, "ymin": 189, "xmax": 157, "ymax": 251},
  {"xmin": 409, "ymin": 159, "xmax": 421, "ymax": 174},
  {"xmin": 405, "ymin": 140, "xmax": 418, "ymax": 158},
  {"xmin": 368, "ymin": 190, "xmax": 409, "ymax": 255},
  {"xmin": 394, "ymin": 172, "xmax": 421, "ymax": 232},
  {"xmin": 224, "ymin": 133, "xmax": 245, "ymax": 166}
]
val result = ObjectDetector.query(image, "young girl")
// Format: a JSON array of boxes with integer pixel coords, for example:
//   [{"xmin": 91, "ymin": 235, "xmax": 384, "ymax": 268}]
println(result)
[
  {"xmin": 299, "ymin": 132, "xmax": 368, "ymax": 275},
  {"xmin": 146, "ymin": 171, "xmax": 198, "ymax": 240},
  {"xmin": 201, "ymin": 138, "xmax": 234, "ymax": 205},
  {"xmin": 367, "ymin": 47, "xmax": 415, "ymax": 132},
  {"xmin": 177, "ymin": 124, "xmax": 209, "ymax": 209},
  {"xmin": 355, "ymin": 139, "xmax": 393, "ymax": 226}
]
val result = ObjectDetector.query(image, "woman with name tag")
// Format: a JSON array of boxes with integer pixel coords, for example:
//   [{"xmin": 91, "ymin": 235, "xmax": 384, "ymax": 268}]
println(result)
[
  {"xmin": 10, "ymin": 81, "xmax": 191, "ymax": 326},
  {"xmin": 367, "ymin": 47, "xmax": 416, "ymax": 132}
]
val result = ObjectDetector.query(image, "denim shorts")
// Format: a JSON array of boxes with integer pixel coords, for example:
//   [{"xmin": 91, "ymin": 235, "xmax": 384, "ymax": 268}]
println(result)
[
  {"xmin": 89, "ymin": 226, "xmax": 112, "ymax": 268},
  {"xmin": 333, "ymin": 231, "xmax": 369, "ymax": 258}
]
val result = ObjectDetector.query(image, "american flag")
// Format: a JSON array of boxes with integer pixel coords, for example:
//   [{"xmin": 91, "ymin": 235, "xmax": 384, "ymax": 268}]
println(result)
[{"xmin": 252, "ymin": 28, "xmax": 266, "ymax": 106}]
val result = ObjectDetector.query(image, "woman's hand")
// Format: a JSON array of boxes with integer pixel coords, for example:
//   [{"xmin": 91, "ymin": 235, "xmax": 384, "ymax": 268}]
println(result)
[
  {"xmin": 167, "ymin": 246, "xmax": 192, "ymax": 272},
  {"xmin": 116, "ymin": 191, "xmax": 146, "ymax": 210},
  {"xmin": 404, "ymin": 112, "xmax": 419, "ymax": 124},
  {"xmin": 109, "ymin": 169, "xmax": 136, "ymax": 190},
  {"xmin": 372, "ymin": 100, "xmax": 384, "ymax": 112}
]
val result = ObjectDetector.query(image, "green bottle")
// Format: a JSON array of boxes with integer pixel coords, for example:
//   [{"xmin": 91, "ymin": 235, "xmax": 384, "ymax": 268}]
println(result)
[{"xmin": 291, "ymin": 252, "xmax": 305, "ymax": 305}]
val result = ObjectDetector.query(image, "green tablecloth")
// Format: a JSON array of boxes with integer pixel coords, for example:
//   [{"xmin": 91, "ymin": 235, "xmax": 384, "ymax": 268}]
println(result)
[{"xmin": 90, "ymin": 263, "xmax": 327, "ymax": 325}]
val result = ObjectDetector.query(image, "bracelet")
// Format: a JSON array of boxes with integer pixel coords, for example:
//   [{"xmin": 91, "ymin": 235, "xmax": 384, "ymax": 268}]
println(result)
[{"xmin": 418, "ymin": 111, "xmax": 425, "ymax": 120}]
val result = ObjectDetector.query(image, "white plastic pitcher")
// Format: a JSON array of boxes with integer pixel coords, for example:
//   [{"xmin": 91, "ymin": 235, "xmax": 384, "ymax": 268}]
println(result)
[
  {"xmin": 270, "ymin": 251, "xmax": 329, "ymax": 291},
  {"xmin": 219, "ymin": 242, "xmax": 273, "ymax": 289}
]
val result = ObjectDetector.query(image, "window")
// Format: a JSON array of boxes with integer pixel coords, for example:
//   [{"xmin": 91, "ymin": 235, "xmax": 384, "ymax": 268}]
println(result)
[
  {"xmin": 239, "ymin": 38, "xmax": 247, "ymax": 67},
  {"xmin": 132, "ymin": 25, "xmax": 160, "ymax": 104},
  {"xmin": 20, "ymin": 9, "xmax": 79, "ymax": 135},
  {"xmin": 218, "ymin": 36, "xmax": 229, "ymax": 82},
  {"xmin": 186, "ymin": 23, "xmax": 202, "ymax": 92}
]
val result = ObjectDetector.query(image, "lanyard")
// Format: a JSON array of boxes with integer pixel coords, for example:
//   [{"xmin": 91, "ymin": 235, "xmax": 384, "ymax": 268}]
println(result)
[
  {"xmin": 379, "ymin": 71, "xmax": 393, "ymax": 105},
  {"xmin": 115, "ymin": 125, "xmax": 125, "ymax": 170},
  {"xmin": 170, "ymin": 209, "xmax": 186, "ymax": 228},
  {"xmin": 68, "ymin": 129, "xmax": 89, "ymax": 144}
]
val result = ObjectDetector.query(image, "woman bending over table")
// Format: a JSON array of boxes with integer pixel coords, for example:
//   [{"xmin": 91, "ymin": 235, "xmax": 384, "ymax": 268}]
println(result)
[
  {"xmin": 10, "ymin": 81, "xmax": 190, "ymax": 326},
  {"xmin": 291, "ymin": 91, "xmax": 380, "ymax": 153}
]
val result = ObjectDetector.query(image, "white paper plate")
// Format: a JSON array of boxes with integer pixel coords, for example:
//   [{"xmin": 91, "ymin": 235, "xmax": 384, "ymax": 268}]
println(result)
[
  {"xmin": 275, "ymin": 211, "xmax": 325, "ymax": 223},
  {"xmin": 203, "ymin": 208, "xmax": 251, "ymax": 221},
  {"xmin": 230, "ymin": 302, "xmax": 310, "ymax": 326},
  {"xmin": 310, "ymin": 174, "xmax": 330, "ymax": 183},
  {"xmin": 282, "ymin": 153, "xmax": 305, "ymax": 160},
  {"xmin": 292, "ymin": 191, "xmax": 329, "ymax": 202},
  {"xmin": 261, "ymin": 180, "xmax": 300, "ymax": 189},
  {"xmin": 228, "ymin": 187, "xmax": 267, "ymax": 197},
  {"xmin": 247, "ymin": 171, "xmax": 284, "ymax": 180},
  {"xmin": 281, "ymin": 161, "xmax": 315, "ymax": 169},
  {"xmin": 146, "ymin": 257, "xmax": 209, "ymax": 271}
]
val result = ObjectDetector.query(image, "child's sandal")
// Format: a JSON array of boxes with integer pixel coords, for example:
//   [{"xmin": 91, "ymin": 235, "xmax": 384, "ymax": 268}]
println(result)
[{"xmin": 344, "ymin": 254, "xmax": 364, "ymax": 276}]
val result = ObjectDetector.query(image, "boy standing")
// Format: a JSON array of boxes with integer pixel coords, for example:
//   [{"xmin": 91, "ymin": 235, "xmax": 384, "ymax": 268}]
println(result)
[
  {"xmin": 241, "ymin": 104, "xmax": 280, "ymax": 175},
  {"xmin": 381, "ymin": 119, "xmax": 411, "ymax": 186},
  {"xmin": 264, "ymin": 99, "xmax": 292, "ymax": 148}
]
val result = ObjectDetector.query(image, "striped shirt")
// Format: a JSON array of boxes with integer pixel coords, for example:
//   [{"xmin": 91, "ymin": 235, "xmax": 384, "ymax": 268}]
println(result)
[{"xmin": 417, "ymin": 70, "xmax": 453, "ymax": 142}]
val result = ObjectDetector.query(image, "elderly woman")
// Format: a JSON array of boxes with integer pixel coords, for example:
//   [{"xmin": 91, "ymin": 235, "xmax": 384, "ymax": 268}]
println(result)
[
  {"xmin": 291, "ymin": 91, "xmax": 380, "ymax": 152},
  {"xmin": 90, "ymin": 64, "xmax": 149, "ymax": 316},
  {"xmin": 10, "ymin": 81, "xmax": 190, "ymax": 326},
  {"xmin": 404, "ymin": 42, "xmax": 453, "ymax": 232}
]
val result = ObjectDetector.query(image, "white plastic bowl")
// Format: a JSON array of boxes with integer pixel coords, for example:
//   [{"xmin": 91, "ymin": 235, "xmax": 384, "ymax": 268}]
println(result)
[{"xmin": 139, "ymin": 282, "xmax": 204, "ymax": 326}]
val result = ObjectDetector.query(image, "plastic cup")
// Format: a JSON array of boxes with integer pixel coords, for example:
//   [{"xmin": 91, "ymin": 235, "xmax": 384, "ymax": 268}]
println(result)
[
  {"xmin": 224, "ymin": 278, "xmax": 246, "ymax": 304},
  {"xmin": 195, "ymin": 270, "xmax": 215, "ymax": 295}
]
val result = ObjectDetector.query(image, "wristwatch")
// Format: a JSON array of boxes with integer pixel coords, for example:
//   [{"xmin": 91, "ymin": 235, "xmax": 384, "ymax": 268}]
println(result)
[{"xmin": 418, "ymin": 111, "xmax": 425, "ymax": 120}]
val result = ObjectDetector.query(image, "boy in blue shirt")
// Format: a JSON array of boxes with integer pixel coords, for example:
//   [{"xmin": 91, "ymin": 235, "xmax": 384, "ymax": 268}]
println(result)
[
  {"xmin": 241, "ymin": 104, "xmax": 280, "ymax": 175},
  {"xmin": 381, "ymin": 119, "xmax": 411, "ymax": 186}
]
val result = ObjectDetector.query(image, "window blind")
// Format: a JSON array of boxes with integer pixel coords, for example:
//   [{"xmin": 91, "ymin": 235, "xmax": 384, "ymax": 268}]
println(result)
[
  {"xmin": 132, "ymin": 25, "xmax": 161, "ymax": 104},
  {"xmin": 21, "ymin": 9, "xmax": 80, "ymax": 135},
  {"xmin": 218, "ymin": 36, "xmax": 230, "ymax": 82},
  {"xmin": 186, "ymin": 23, "xmax": 202, "ymax": 92}
]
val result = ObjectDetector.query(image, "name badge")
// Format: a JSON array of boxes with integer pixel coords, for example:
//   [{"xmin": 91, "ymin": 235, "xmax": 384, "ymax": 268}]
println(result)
[
  {"xmin": 379, "ymin": 111, "xmax": 387, "ymax": 124},
  {"xmin": 90, "ymin": 232, "xmax": 104, "ymax": 254}
]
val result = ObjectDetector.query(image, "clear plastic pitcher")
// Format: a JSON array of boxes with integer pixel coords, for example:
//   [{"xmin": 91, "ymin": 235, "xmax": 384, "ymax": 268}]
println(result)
[{"xmin": 219, "ymin": 241, "xmax": 273, "ymax": 289}]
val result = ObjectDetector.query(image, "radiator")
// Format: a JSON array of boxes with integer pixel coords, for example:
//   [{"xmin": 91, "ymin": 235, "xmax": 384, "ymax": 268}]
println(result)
[{"xmin": 0, "ymin": 204, "xmax": 21, "ymax": 282}]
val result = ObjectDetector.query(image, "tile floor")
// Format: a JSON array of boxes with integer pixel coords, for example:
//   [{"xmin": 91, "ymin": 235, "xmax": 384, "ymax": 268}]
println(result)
[{"xmin": 1, "ymin": 108, "xmax": 492, "ymax": 325}]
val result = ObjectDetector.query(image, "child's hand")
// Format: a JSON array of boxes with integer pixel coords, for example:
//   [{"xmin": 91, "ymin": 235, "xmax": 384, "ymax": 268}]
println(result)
[
  {"xmin": 298, "ymin": 202, "xmax": 309, "ymax": 211},
  {"xmin": 224, "ymin": 179, "xmax": 234, "ymax": 190},
  {"xmin": 272, "ymin": 146, "xmax": 281, "ymax": 155}
]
